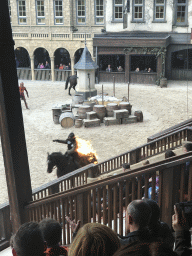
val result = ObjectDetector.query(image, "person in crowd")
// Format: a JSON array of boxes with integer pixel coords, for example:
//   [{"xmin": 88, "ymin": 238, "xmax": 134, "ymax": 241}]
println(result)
[
  {"xmin": 45, "ymin": 61, "xmax": 50, "ymax": 69},
  {"xmin": 106, "ymin": 64, "xmax": 112, "ymax": 72},
  {"xmin": 62, "ymin": 64, "xmax": 66, "ymax": 70},
  {"xmin": 117, "ymin": 66, "xmax": 123, "ymax": 72},
  {"xmin": 143, "ymin": 199, "xmax": 174, "ymax": 249},
  {"xmin": 135, "ymin": 67, "xmax": 140, "ymax": 72},
  {"xmin": 59, "ymin": 64, "xmax": 63, "ymax": 70},
  {"xmin": 148, "ymin": 68, "xmax": 153, "ymax": 72},
  {"xmin": 118, "ymin": 200, "xmax": 152, "ymax": 246},
  {"xmin": 39, "ymin": 218, "xmax": 68, "ymax": 256},
  {"xmin": 68, "ymin": 222, "xmax": 120, "ymax": 256},
  {"xmin": 113, "ymin": 241, "xmax": 177, "ymax": 256},
  {"xmin": 122, "ymin": 163, "xmax": 131, "ymax": 172},
  {"xmin": 19, "ymin": 82, "xmax": 29, "ymax": 109},
  {"xmin": 172, "ymin": 204, "xmax": 191, "ymax": 256},
  {"xmin": 40, "ymin": 63, "xmax": 45, "ymax": 69},
  {"xmin": 68, "ymin": 63, "xmax": 71, "ymax": 70},
  {"xmin": 37, "ymin": 63, "xmax": 41, "ymax": 69},
  {"xmin": 12, "ymin": 222, "xmax": 45, "ymax": 256},
  {"xmin": 165, "ymin": 149, "xmax": 176, "ymax": 159}
]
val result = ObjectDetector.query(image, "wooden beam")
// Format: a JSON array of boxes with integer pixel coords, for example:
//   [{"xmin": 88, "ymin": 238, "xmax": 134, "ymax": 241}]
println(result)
[{"xmin": 0, "ymin": 1, "xmax": 32, "ymax": 232}]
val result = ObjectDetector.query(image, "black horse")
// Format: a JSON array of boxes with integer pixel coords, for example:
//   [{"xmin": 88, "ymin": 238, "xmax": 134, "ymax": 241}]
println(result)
[
  {"xmin": 65, "ymin": 75, "xmax": 77, "ymax": 96},
  {"xmin": 47, "ymin": 152, "xmax": 78, "ymax": 178}
]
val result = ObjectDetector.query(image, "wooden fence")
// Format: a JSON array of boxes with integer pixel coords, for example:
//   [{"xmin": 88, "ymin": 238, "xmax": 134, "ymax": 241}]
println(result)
[
  {"xmin": 17, "ymin": 68, "xmax": 72, "ymax": 81},
  {"xmin": 1, "ymin": 125, "xmax": 192, "ymax": 250},
  {"xmin": 25, "ymin": 153, "xmax": 192, "ymax": 246}
]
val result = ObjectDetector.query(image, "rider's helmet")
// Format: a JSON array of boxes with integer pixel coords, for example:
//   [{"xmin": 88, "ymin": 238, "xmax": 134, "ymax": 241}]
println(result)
[{"xmin": 68, "ymin": 132, "xmax": 75, "ymax": 140}]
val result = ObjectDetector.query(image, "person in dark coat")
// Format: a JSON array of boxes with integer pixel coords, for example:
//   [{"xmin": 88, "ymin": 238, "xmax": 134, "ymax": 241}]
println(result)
[
  {"xmin": 143, "ymin": 199, "xmax": 174, "ymax": 249},
  {"xmin": 118, "ymin": 200, "xmax": 152, "ymax": 246}
]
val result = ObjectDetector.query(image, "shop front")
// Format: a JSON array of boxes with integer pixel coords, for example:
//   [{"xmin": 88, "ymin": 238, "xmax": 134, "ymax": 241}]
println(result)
[{"xmin": 93, "ymin": 32, "xmax": 170, "ymax": 85}]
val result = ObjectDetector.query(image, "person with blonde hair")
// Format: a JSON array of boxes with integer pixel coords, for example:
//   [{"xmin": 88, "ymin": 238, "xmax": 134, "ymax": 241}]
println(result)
[{"xmin": 68, "ymin": 222, "xmax": 120, "ymax": 256}]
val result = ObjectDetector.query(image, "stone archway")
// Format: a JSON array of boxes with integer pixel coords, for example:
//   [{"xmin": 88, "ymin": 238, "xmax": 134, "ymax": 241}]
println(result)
[
  {"xmin": 54, "ymin": 48, "xmax": 71, "ymax": 69},
  {"xmin": 74, "ymin": 48, "xmax": 84, "ymax": 64},
  {"xmin": 34, "ymin": 47, "xmax": 50, "ymax": 68},
  {"xmin": 15, "ymin": 47, "xmax": 30, "ymax": 68}
]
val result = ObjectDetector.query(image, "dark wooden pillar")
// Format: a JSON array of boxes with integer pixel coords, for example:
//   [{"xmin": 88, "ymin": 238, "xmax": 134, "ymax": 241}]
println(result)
[
  {"xmin": 76, "ymin": 193, "xmax": 88, "ymax": 226},
  {"xmin": 157, "ymin": 55, "xmax": 162, "ymax": 80},
  {"xmin": 160, "ymin": 166, "xmax": 180, "ymax": 227},
  {"xmin": 125, "ymin": 54, "xmax": 130, "ymax": 83},
  {"xmin": 0, "ymin": 1, "xmax": 32, "ymax": 232}
]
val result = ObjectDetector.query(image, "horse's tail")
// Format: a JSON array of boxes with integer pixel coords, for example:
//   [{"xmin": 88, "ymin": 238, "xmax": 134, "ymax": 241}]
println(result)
[{"xmin": 65, "ymin": 76, "xmax": 70, "ymax": 90}]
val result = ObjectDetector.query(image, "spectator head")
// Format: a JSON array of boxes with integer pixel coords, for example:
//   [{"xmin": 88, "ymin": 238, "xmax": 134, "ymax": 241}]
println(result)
[
  {"xmin": 126, "ymin": 200, "xmax": 152, "ymax": 233},
  {"xmin": 183, "ymin": 143, "xmax": 192, "ymax": 153},
  {"xmin": 12, "ymin": 222, "xmax": 44, "ymax": 256},
  {"xmin": 143, "ymin": 160, "xmax": 150, "ymax": 166},
  {"xmin": 142, "ymin": 199, "xmax": 160, "ymax": 227},
  {"xmin": 122, "ymin": 163, "xmax": 130, "ymax": 172},
  {"xmin": 20, "ymin": 82, "xmax": 24, "ymax": 87},
  {"xmin": 68, "ymin": 222, "xmax": 120, "ymax": 256},
  {"xmin": 165, "ymin": 150, "xmax": 176, "ymax": 159},
  {"xmin": 39, "ymin": 218, "xmax": 62, "ymax": 247}
]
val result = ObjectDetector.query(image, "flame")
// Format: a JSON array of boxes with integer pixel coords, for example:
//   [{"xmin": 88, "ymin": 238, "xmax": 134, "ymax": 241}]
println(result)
[{"xmin": 76, "ymin": 137, "xmax": 98, "ymax": 164}]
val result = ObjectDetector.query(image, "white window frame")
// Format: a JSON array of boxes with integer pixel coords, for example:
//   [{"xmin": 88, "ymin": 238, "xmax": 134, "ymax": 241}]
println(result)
[
  {"xmin": 153, "ymin": 0, "xmax": 166, "ymax": 22},
  {"xmin": 132, "ymin": 0, "xmax": 145, "ymax": 22},
  {"xmin": 113, "ymin": 0, "xmax": 123, "ymax": 22},
  {"xmin": 54, "ymin": 0, "xmax": 63, "ymax": 25},
  {"xmin": 95, "ymin": 0, "xmax": 104, "ymax": 25},
  {"xmin": 17, "ymin": 0, "xmax": 27, "ymax": 24},
  {"xmin": 175, "ymin": 0, "xmax": 188, "ymax": 26},
  {"xmin": 36, "ymin": 0, "xmax": 45, "ymax": 25},
  {"xmin": 77, "ymin": 0, "xmax": 86, "ymax": 24}
]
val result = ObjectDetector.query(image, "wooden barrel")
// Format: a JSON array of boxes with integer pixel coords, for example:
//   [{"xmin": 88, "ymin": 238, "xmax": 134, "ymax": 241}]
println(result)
[
  {"xmin": 119, "ymin": 102, "xmax": 132, "ymax": 115},
  {"xmin": 134, "ymin": 111, "xmax": 143, "ymax": 122},
  {"xmin": 75, "ymin": 119, "xmax": 83, "ymax": 128},
  {"xmin": 59, "ymin": 112, "xmax": 75, "ymax": 128},
  {"xmin": 52, "ymin": 108, "xmax": 61, "ymax": 124},
  {"xmin": 93, "ymin": 105, "xmax": 106, "ymax": 122},
  {"xmin": 160, "ymin": 78, "xmax": 167, "ymax": 88},
  {"xmin": 72, "ymin": 94, "xmax": 84, "ymax": 106},
  {"xmin": 106, "ymin": 103, "xmax": 119, "ymax": 117},
  {"xmin": 83, "ymin": 101, "xmax": 96, "ymax": 111},
  {"xmin": 78, "ymin": 105, "xmax": 92, "ymax": 119}
]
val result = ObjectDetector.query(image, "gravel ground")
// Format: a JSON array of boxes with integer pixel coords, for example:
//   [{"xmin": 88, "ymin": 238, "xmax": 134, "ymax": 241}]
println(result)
[{"xmin": 1, "ymin": 80, "xmax": 192, "ymax": 205}]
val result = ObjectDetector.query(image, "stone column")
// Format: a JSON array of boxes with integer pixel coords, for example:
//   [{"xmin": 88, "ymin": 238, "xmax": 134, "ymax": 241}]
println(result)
[
  {"xmin": 51, "ymin": 56, "xmax": 55, "ymax": 82},
  {"xmin": 71, "ymin": 57, "xmax": 75, "ymax": 75},
  {"xmin": 30, "ymin": 55, "xmax": 35, "ymax": 81}
]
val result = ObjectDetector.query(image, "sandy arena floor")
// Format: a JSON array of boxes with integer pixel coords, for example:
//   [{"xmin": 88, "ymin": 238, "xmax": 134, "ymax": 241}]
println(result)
[{"xmin": 1, "ymin": 80, "xmax": 192, "ymax": 205}]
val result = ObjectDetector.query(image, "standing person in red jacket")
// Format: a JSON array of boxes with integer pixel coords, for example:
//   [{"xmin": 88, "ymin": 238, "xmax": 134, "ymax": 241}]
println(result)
[{"xmin": 19, "ymin": 82, "xmax": 29, "ymax": 109}]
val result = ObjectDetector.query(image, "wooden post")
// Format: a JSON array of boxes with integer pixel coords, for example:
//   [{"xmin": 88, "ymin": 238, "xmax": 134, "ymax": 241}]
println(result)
[
  {"xmin": 0, "ymin": 1, "xmax": 32, "ymax": 232},
  {"xmin": 76, "ymin": 193, "xmax": 88, "ymax": 226},
  {"xmin": 113, "ymin": 76, "xmax": 115, "ymax": 97},
  {"xmin": 102, "ymin": 84, "xmax": 104, "ymax": 105},
  {"xmin": 160, "ymin": 166, "xmax": 180, "ymax": 227},
  {"xmin": 128, "ymin": 82, "xmax": 129, "ymax": 102}
]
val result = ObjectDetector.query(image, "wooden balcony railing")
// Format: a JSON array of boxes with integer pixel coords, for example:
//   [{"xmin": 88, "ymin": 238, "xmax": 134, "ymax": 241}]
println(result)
[
  {"xmin": 1, "ymin": 125, "xmax": 192, "ymax": 250},
  {"xmin": 25, "ymin": 152, "xmax": 192, "ymax": 246}
]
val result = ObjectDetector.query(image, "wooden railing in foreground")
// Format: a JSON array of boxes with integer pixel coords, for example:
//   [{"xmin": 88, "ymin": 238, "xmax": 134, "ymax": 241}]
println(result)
[
  {"xmin": 147, "ymin": 118, "xmax": 192, "ymax": 142},
  {"xmin": 25, "ymin": 152, "xmax": 192, "ymax": 246},
  {"xmin": 1, "ymin": 125, "xmax": 192, "ymax": 250}
]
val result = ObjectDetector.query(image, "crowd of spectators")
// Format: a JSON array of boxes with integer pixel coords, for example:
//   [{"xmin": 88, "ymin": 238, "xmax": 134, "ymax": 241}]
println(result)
[{"xmin": 10, "ymin": 199, "xmax": 192, "ymax": 256}]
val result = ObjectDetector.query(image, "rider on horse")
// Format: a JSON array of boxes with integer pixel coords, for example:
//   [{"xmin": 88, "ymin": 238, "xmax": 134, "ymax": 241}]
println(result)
[{"xmin": 53, "ymin": 132, "xmax": 80, "ymax": 167}]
